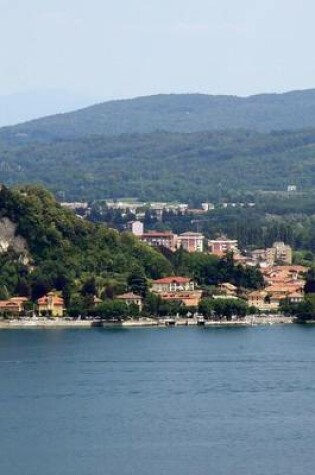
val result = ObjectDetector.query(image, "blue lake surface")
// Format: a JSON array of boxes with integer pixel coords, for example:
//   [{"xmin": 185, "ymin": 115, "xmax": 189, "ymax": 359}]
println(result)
[{"xmin": 1, "ymin": 325, "xmax": 315, "ymax": 475}]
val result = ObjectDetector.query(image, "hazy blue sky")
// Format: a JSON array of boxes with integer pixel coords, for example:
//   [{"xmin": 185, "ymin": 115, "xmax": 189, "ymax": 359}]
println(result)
[{"xmin": 1, "ymin": 0, "xmax": 315, "ymax": 101}]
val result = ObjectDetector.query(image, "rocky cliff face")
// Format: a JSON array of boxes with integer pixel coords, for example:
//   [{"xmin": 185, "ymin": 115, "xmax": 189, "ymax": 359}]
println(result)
[{"xmin": 0, "ymin": 217, "xmax": 29, "ymax": 262}]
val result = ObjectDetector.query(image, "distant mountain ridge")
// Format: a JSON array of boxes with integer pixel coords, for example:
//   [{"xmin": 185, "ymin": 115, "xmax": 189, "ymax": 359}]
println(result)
[
  {"xmin": 0, "ymin": 128, "xmax": 314, "ymax": 202},
  {"xmin": 1, "ymin": 89, "xmax": 315, "ymax": 142}
]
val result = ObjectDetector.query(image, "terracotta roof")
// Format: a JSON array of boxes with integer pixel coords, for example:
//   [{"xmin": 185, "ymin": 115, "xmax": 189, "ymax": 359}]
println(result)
[
  {"xmin": 153, "ymin": 277, "xmax": 192, "ymax": 284},
  {"xmin": 37, "ymin": 293, "xmax": 64, "ymax": 305},
  {"xmin": 0, "ymin": 301, "xmax": 20, "ymax": 309},
  {"xmin": 10, "ymin": 297, "xmax": 29, "ymax": 303},
  {"xmin": 247, "ymin": 291, "xmax": 267, "ymax": 298},
  {"xmin": 0, "ymin": 298, "xmax": 28, "ymax": 310},
  {"xmin": 273, "ymin": 265, "xmax": 308, "ymax": 273},
  {"xmin": 288, "ymin": 292, "xmax": 304, "ymax": 298}
]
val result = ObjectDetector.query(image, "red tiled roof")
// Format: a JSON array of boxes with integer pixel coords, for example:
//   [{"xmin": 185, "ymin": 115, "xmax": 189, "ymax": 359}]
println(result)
[
  {"xmin": 37, "ymin": 293, "xmax": 64, "ymax": 305},
  {"xmin": 10, "ymin": 297, "xmax": 28, "ymax": 303},
  {"xmin": 0, "ymin": 301, "xmax": 20, "ymax": 309},
  {"xmin": 153, "ymin": 277, "xmax": 192, "ymax": 284}
]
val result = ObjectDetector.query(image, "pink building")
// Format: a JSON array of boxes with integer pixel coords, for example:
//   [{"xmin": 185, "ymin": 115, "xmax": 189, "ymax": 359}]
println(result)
[{"xmin": 177, "ymin": 232, "xmax": 204, "ymax": 252}]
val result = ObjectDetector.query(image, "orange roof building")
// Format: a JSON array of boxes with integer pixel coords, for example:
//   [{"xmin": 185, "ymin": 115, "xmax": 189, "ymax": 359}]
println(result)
[
  {"xmin": 0, "ymin": 297, "xmax": 28, "ymax": 315},
  {"xmin": 37, "ymin": 292, "xmax": 64, "ymax": 317}
]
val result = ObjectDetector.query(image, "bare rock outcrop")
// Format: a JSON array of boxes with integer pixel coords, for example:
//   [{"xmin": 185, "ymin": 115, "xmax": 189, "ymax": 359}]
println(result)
[{"xmin": 0, "ymin": 217, "xmax": 29, "ymax": 263}]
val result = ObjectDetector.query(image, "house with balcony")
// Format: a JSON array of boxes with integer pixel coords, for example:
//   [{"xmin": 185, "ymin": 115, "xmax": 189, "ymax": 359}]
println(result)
[{"xmin": 152, "ymin": 277, "xmax": 195, "ymax": 293}]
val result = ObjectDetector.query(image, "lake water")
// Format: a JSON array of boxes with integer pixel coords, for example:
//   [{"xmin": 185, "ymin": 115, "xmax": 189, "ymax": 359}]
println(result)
[{"xmin": 1, "ymin": 325, "xmax": 315, "ymax": 475}]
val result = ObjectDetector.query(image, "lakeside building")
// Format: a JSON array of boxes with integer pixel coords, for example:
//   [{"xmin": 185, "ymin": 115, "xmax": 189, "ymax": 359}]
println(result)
[
  {"xmin": 0, "ymin": 297, "xmax": 28, "ymax": 316},
  {"xmin": 157, "ymin": 291, "xmax": 202, "ymax": 307},
  {"xmin": 208, "ymin": 236, "xmax": 239, "ymax": 256},
  {"xmin": 152, "ymin": 277, "xmax": 195, "ymax": 293},
  {"xmin": 177, "ymin": 232, "xmax": 204, "ymax": 252},
  {"xmin": 151, "ymin": 277, "xmax": 201, "ymax": 307},
  {"xmin": 37, "ymin": 292, "xmax": 64, "ymax": 317},
  {"xmin": 117, "ymin": 292, "xmax": 143, "ymax": 311}
]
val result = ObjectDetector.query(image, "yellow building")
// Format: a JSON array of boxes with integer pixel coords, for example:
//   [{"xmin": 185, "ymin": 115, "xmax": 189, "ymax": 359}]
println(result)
[{"xmin": 37, "ymin": 292, "xmax": 64, "ymax": 317}]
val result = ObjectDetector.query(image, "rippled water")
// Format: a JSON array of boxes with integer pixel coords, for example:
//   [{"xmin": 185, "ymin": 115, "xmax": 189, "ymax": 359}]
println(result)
[{"xmin": 1, "ymin": 325, "xmax": 315, "ymax": 475}]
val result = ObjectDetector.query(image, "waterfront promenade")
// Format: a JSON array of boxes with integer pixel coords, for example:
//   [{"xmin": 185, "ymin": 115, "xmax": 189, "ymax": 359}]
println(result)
[{"xmin": 0, "ymin": 315, "xmax": 294, "ymax": 329}]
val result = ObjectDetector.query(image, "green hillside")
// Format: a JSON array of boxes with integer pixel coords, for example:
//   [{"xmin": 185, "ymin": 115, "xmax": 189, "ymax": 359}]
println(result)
[
  {"xmin": 0, "ymin": 185, "xmax": 172, "ymax": 301},
  {"xmin": 1, "ymin": 89, "xmax": 315, "ymax": 142},
  {"xmin": 0, "ymin": 128, "xmax": 314, "ymax": 202}
]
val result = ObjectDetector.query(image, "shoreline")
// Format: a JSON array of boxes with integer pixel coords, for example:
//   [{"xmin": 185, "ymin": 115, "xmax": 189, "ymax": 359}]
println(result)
[{"xmin": 0, "ymin": 315, "xmax": 295, "ymax": 330}]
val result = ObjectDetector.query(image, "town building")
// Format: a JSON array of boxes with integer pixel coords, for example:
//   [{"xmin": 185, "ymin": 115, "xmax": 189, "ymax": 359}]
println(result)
[
  {"xmin": 251, "ymin": 242, "xmax": 292, "ymax": 265},
  {"xmin": 247, "ymin": 291, "xmax": 269, "ymax": 311},
  {"xmin": 152, "ymin": 277, "xmax": 200, "ymax": 307},
  {"xmin": 177, "ymin": 232, "xmax": 204, "ymax": 252},
  {"xmin": 0, "ymin": 297, "xmax": 28, "ymax": 316},
  {"xmin": 105, "ymin": 200, "xmax": 145, "ymax": 214},
  {"xmin": 139, "ymin": 231, "xmax": 177, "ymax": 251},
  {"xmin": 218, "ymin": 283, "xmax": 238, "ymax": 296},
  {"xmin": 37, "ymin": 292, "xmax": 64, "ymax": 317},
  {"xmin": 152, "ymin": 277, "xmax": 195, "ymax": 293},
  {"xmin": 127, "ymin": 220, "xmax": 144, "ymax": 236},
  {"xmin": 157, "ymin": 291, "xmax": 202, "ymax": 307},
  {"xmin": 208, "ymin": 236, "xmax": 239, "ymax": 256},
  {"xmin": 117, "ymin": 292, "xmax": 143, "ymax": 311},
  {"xmin": 272, "ymin": 241, "xmax": 292, "ymax": 264}
]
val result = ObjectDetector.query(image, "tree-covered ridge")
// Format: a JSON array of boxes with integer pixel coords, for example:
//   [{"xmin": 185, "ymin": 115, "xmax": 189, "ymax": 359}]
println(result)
[
  {"xmin": 0, "ymin": 128, "xmax": 314, "ymax": 202},
  {"xmin": 0, "ymin": 185, "xmax": 172, "ymax": 299},
  {"xmin": 1, "ymin": 89, "xmax": 315, "ymax": 141}
]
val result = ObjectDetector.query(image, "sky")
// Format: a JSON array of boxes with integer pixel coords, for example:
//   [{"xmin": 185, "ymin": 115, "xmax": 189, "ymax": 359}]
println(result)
[{"xmin": 0, "ymin": 0, "xmax": 315, "ymax": 105}]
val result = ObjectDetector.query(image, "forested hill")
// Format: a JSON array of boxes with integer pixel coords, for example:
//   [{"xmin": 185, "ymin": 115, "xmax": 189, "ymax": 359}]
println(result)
[
  {"xmin": 1, "ymin": 89, "xmax": 315, "ymax": 142},
  {"xmin": 0, "ymin": 128, "xmax": 314, "ymax": 202},
  {"xmin": 0, "ymin": 184, "xmax": 173, "ymax": 300}
]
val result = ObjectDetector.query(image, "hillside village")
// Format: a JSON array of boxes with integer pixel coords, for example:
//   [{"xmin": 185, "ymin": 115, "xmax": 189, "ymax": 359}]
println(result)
[{"xmin": 0, "ymin": 191, "xmax": 308, "ymax": 321}]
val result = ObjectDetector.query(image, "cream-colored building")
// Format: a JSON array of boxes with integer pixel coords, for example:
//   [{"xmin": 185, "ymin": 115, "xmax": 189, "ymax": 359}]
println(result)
[{"xmin": 117, "ymin": 292, "xmax": 143, "ymax": 311}]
